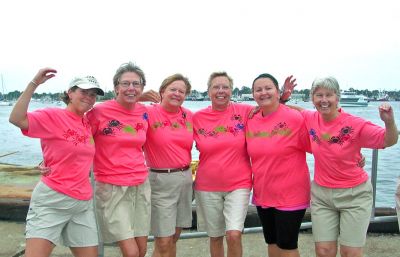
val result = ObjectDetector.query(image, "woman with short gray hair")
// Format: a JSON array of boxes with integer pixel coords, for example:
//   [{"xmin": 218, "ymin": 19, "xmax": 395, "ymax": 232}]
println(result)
[{"xmin": 292, "ymin": 76, "xmax": 398, "ymax": 257}]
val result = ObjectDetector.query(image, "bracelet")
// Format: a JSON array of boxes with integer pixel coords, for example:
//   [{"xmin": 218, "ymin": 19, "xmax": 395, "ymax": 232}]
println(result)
[
  {"xmin": 30, "ymin": 80, "xmax": 39, "ymax": 86},
  {"xmin": 279, "ymin": 98, "xmax": 290, "ymax": 104}
]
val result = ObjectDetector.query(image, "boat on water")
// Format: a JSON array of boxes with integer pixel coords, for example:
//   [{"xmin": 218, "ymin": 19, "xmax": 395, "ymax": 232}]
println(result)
[
  {"xmin": 0, "ymin": 74, "xmax": 14, "ymax": 106},
  {"xmin": 340, "ymin": 90, "xmax": 369, "ymax": 107},
  {"xmin": 0, "ymin": 100, "xmax": 13, "ymax": 106}
]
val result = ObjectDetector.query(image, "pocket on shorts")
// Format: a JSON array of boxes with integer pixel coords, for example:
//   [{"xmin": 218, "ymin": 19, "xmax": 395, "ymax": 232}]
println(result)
[
  {"xmin": 352, "ymin": 181, "xmax": 373, "ymax": 200},
  {"xmin": 183, "ymin": 169, "xmax": 194, "ymax": 186},
  {"xmin": 95, "ymin": 182, "xmax": 113, "ymax": 203},
  {"xmin": 396, "ymin": 177, "xmax": 400, "ymax": 197},
  {"xmin": 149, "ymin": 172, "xmax": 159, "ymax": 182},
  {"xmin": 30, "ymin": 182, "xmax": 56, "ymax": 206}
]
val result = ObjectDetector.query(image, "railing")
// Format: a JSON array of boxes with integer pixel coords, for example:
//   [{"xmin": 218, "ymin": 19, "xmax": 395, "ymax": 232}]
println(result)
[{"xmin": 93, "ymin": 149, "xmax": 398, "ymax": 257}]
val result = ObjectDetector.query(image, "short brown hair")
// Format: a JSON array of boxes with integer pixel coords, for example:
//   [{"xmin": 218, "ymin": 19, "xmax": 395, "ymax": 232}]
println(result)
[{"xmin": 159, "ymin": 74, "xmax": 191, "ymax": 96}]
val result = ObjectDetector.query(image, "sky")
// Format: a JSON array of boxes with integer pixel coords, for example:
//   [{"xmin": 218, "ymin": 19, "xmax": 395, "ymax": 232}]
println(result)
[{"xmin": 1, "ymin": 0, "xmax": 399, "ymax": 94}]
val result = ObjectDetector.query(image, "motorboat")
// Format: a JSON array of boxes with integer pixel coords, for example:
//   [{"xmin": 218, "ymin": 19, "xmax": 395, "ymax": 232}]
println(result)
[{"xmin": 340, "ymin": 90, "xmax": 368, "ymax": 107}]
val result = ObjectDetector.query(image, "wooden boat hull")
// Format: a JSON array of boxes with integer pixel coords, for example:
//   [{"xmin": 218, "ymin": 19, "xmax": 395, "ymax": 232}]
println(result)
[{"xmin": 1, "ymin": 163, "xmax": 398, "ymax": 233}]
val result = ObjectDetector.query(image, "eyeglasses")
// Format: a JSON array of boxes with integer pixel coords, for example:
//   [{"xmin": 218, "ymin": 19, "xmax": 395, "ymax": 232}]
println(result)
[
  {"xmin": 118, "ymin": 81, "xmax": 143, "ymax": 88},
  {"xmin": 210, "ymin": 84, "xmax": 231, "ymax": 91}
]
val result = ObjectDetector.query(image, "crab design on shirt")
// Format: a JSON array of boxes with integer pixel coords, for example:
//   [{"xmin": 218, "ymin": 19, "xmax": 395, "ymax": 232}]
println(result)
[
  {"xmin": 151, "ymin": 111, "xmax": 192, "ymax": 132},
  {"xmin": 246, "ymin": 122, "xmax": 291, "ymax": 138},
  {"xmin": 63, "ymin": 129, "xmax": 90, "ymax": 146},
  {"xmin": 197, "ymin": 114, "xmax": 245, "ymax": 138},
  {"xmin": 102, "ymin": 117, "xmax": 146, "ymax": 136},
  {"xmin": 309, "ymin": 126, "xmax": 354, "ymax": 145}
]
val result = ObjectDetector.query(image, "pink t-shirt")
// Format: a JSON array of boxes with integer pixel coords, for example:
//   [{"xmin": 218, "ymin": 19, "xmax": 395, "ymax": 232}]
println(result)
[
  {"xmin": 87, "ymin": 100, "xmax": 148, "ymax": 186},
  {"xmin": 302, "ymin": 109, "xmax": 386, "ymax": 188},
  {"xmin": 22, "ymin": 108, "xmax": 95, "ymax": 200},
  {"xmin": 193, "ymin": 103, "xmax": 253, "ymax": 192},
  {"xmin": 144, "ymin": 104, "xmax": 193, "ymax": 168},
  {"xmin": 246, "ymin": 104, "xmax": 311, "ymax": 209}
]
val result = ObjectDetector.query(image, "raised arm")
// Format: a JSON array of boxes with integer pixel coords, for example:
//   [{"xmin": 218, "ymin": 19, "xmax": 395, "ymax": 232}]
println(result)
[
  {"xmin": 379, "ymin": 103, "xmax": 398, "ymax": 147},
  {"xmin": 280, "ymin": 75, "xmax": 297, "ymax": 103},
  {"xmin": 9, "ymin": 68, "xmax": 57, "ymax": 129}
]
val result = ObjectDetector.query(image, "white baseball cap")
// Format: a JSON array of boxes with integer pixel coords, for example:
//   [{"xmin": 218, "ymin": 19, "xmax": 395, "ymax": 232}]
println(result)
[{"xmin": 68, "ymin": 76, "xmax": 105, "ymax": 96}]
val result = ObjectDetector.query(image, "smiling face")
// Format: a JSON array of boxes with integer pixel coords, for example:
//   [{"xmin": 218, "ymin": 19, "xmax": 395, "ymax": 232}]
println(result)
[
  {"xmin": 312, "ymin": 86, "xmax": 340, "ymax": 121},
  {"xmin": 252, "ymin": 77, "xmax": 280, "ymax": 111},
  {"xmin": 67, "ymin": 87, "xmax": 98, "ymax": 116},
  {"xmin": 208, "ymin": 76, "xmax": 232, "ymax": 111},
  {"xmin": 114, "ymin": 71, "xmax": 144, "ymax": 108},
  {"xmin": 161, "ymin": 80, "xmax": 187, "ymax": 112}
]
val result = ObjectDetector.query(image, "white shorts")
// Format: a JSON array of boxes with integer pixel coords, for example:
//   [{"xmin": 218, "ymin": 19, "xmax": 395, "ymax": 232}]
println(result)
[
  {"xmin": 26, "ymin": 181, "xmax": 98, "ymax": 247},
  {"xmin": 195, "ymin": 188, "xmax": 250, "ymax": 237}
]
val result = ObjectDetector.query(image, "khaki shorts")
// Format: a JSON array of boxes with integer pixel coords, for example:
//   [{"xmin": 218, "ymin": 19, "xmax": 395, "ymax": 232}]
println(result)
[
  {"xmin": 395, "ymin": 177, "xmax": 400, "ymax": 231},
  {"xmin": 311, "ymin": 181, "xmax": 373, "ymax": 247},
  {"xmin": 195, "ymin": 189, "xmax": 250, "ymax": 237},
  {"xmin": 150, "ymin": 168, "xmax": 193, "ymax": 237},
  {"xmin": 95, "ymin": 178, "xmax": 151, "ymax": 243},
  {"xmin": 26, "ymin": 181, "xmax": 98, "ymax": 247}
]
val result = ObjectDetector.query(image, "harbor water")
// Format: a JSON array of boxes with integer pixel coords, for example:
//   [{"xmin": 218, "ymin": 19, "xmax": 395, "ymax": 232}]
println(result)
[{"xmin": 0, "ymin": 100, "xmax": 399, "ymax": 207}]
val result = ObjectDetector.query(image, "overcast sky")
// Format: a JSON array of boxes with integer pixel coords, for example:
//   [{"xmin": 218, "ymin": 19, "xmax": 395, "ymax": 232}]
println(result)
[{"xmin": 1, "ymin": 0, "xmax": 399, "ymax": 94}]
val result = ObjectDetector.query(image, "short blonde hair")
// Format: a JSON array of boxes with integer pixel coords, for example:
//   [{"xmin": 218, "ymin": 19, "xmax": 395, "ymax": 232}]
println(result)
[{"xmin": 207, "ymin": 71, "xmax": 233, "ymax": 91}]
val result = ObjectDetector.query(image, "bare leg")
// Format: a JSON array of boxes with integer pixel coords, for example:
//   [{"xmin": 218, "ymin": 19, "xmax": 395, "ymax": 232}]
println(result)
[
  {"xmin": 25, "ymin": 238, "xmax": 54, "ymax": 257},
  {"xmin": 339, "ymin": 245, "xmax": 363, "ymax": 257},
  {"xmin": 118, "ymin": 238, "xmax": 140, "ymax": 257},
  {"xmin": 70, "ymin": 246, "xmax": 98, "ymax": 257},
  {"xmin": 210, "ymin": 236, "xmax": 224, "ymax": 257},
  {"xmin": 135, "ymin": 236, "xmax": 148, "ymax": 257},
  {"xmin": 226, "ymin": 230, "xmax": 242, "ymax": 257},
  {"xmin": 268, "ymin": 244, "xmax": 280, "ymax": 257},
  {"xmin": 171, "ymin": 227, "xmax": 183, "ymax": 257},
  {"xmin": 280, "ymin": 248, "xmax": 301, "ymax": 257},
  {"xmin": 152, "ymin": 236, "xmax": 174, "ymax": 257},
  {"xmin": 315, "ymin": 241, "xmax": 337, "ymax": 257},
  {"xmin": 396, "ymin": 177, "xmax": 400, "ymax": 231}
]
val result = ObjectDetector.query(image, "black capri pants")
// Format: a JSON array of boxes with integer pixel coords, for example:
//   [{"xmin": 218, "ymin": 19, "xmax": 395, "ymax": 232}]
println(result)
[{"xmin": 256, "ymin": 206, "xmax": 306, "ymax": 250}]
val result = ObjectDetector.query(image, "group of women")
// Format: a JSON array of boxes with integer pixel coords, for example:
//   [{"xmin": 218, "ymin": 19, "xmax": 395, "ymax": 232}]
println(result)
[{"xmin": 10, "ymin": 63, "xmax": 398, "ymax": 257}]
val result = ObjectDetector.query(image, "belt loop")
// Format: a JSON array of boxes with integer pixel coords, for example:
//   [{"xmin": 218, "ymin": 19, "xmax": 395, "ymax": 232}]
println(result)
[{"xmin": 168, "ymin": 168, "xmax": 171, "ymax": 173}]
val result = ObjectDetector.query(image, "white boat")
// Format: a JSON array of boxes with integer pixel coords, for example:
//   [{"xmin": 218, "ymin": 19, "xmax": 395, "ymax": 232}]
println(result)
[
  {"xmin": 0, "ymin": 101, "xmax": 13, "ymax": 106},
  {"xmin": 0, "ymin": 74, "xmax": 13, "ymax": 106},
  {"xmin": 340, "ymin": 90, "xmax": 368, "ymax": 107}
]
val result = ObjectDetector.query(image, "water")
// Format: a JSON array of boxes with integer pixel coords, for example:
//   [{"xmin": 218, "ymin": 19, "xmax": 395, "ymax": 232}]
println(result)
[{"xmin": 1, "ymin": 100, "xmax": 399, "ymax": 207}]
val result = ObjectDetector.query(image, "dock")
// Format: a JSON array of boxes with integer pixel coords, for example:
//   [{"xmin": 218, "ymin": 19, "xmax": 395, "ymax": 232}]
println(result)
[{"xmin": 1, "ymin": 219, "xmax": 399, "ymax": 257}]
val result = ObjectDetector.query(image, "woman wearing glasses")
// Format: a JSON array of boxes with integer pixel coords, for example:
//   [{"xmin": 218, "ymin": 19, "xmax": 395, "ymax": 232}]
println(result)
[
  {"xmin": 192, "ymin": 71, "xmax": 296, "ymax": 257},
  {"xmin": 9, "ymin": 68, "xmax": 104, "ymax": 257},
  {"xmin": 285, "ymin": 77, "xmax": 398, "ymax": 257},
  {"xmin": 87, "ymin": 62, "xmax": 150, "ymax": 257},
  {"xmin": 143, "ymin": 74, "xmax": 194, "ymax": 257}
]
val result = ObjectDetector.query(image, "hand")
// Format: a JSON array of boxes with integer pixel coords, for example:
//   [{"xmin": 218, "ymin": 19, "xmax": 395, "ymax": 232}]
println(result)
[
  {"xmin": 379, "ymin": 103, "xmax": 395, "ymax": 123},
  {"xmin": 357, "ymin": 154, "xmax": 366, "ymax": 168},
  {"xmin": 139, "ymin": 89, "xmax": 161, "ymax": 103},
  {"xmin": 31, "ymin": 68, "xmax": 57, "ymax": 87},
  {"xmin": 37, "ymin": 161, "xmax": 52, "ymax": 176},
  {"xmin": 280, "ymin": 75, "xmax": 297, "ymax": 102}
]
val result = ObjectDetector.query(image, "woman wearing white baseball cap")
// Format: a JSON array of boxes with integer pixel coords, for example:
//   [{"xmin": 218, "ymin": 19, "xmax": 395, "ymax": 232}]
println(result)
[{"xmin": 9, "ymin": 68, "xmax": 104, "ymax": 257}]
